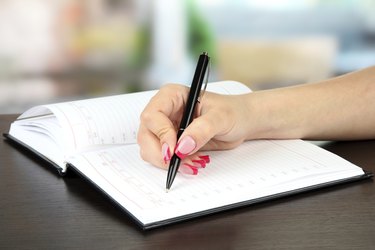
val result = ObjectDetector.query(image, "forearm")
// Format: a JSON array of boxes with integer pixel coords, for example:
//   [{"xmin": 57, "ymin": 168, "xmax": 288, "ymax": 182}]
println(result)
[{"xmin": 247, "ymin": 66, "xmax": 375, "ymax": 140}]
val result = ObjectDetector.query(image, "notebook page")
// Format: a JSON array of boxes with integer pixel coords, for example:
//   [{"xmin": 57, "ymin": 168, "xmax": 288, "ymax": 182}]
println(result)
[
  {"xmin": 41, "ymin": 81, "xmax": 250, "ymax": 153},
  {"xmin": 9, "ymin": 115, "xmax": 66, "ymax": 168},
  {"xmin": 45, "ymin": 91, "xmax": 154, "ymax": 153},
  {"xmin": 67, "ymin": 139, "xmax": 364, "ymax": 225}
]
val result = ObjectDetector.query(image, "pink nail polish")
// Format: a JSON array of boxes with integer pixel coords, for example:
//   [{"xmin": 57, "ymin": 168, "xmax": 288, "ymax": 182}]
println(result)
[
  {"xmin": 179, "ymin": 163, "xmax": 198, "ymax": 175},
  {"xmin": 192, "ymin": 159, "xmax": 206, "ymax": 168},
  {"xmin": 162, "ymin": 143, "xmax": 171, "ymax": 163},
  {"xmin": 175, "ymin": 136, "xmax": 196, "ymax": 159},
  {"xmin": 199, "ymin": 155, "xmax": 210, "ymax": 163}
]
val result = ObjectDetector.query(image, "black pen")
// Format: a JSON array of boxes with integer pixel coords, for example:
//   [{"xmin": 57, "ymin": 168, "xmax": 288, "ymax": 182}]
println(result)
[{"xmin": 166, "ymin": 52, "xmax": 210, "ymax": 192}]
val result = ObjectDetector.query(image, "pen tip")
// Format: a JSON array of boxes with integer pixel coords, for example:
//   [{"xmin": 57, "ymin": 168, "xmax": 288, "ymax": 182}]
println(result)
[{"xmin": 166, "ymin": 188, "xmax": 169, "ymax": 193}]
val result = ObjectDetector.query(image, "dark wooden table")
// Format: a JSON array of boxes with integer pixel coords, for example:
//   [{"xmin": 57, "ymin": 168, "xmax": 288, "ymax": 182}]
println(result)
[{"xmin": 1, "ymin": 114, "xmax": 375, "ymax": 249}]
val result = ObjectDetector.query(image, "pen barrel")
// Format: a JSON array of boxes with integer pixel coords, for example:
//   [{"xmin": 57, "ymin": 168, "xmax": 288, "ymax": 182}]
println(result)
[
  {"xmin": 166, "ymin": 154, "xmax": 181, "ymax": 190},
  {"xmin": 178, "ymin": 53, "xmax": 210, "ymax": 131},
  {"xmin": 177, "ymin": 128, "xmax": 184, "ymax": 139},
  {"xmin": 166, "ymin": 52, "xmax": 210, "ymax": 191}
]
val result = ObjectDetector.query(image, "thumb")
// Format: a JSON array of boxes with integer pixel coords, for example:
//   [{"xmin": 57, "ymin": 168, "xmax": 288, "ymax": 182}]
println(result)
[{"xmin": 174, "ymin": 112, "xmax": 223, "ymax": 159}]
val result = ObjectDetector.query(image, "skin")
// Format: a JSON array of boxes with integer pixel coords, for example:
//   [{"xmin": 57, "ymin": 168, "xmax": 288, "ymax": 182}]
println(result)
[{"xmin": 137, "ymin": 66, "xmax": 375, "ymax": 170}]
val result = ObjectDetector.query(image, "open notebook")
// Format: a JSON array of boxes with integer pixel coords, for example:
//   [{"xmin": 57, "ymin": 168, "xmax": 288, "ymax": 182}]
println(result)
[{"xmin": 4, "ymin": 81, "xmax": 372, "ymax": 230}]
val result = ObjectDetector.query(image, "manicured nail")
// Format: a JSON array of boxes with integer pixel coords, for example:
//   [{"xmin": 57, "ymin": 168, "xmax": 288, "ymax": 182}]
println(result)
[
  {"xmin": 175, "ymin": 136, "xmax": 196, "ymax": 159},
  {"xmin": 162, "ymin": 143, "xmax": 171, "ymax": 163},
  {"xmin": 199, "ymin": 155, "xmax": 210, "ymax": 163},
  {"xmin": 192, "ymin": 159, "xmax": 206, "ymax": 168},
  {"xmin": 179, "ymin": 163, "xmax": 198, "ymax": 175}
]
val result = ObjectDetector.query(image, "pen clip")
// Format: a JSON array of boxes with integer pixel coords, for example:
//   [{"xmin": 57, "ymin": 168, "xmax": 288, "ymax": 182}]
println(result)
[{"xmin": 197, "ymin": 60, "xmax": 210, "ymax": 103}]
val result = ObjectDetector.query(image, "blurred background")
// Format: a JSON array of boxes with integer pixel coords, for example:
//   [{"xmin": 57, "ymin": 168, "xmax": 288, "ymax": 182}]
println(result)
[{"xmin": 0, "ymin": 0, "xmax": 374, "ymax": 113}]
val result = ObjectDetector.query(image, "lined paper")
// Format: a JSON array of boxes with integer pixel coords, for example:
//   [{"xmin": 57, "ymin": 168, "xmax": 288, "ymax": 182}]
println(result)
[
  {"xmin": 47, "ymin": 91, "xmax": 155, "ymax": 151},
  {"xmin": 67, "ymin": 139, "xmax": 364, "ymax": 225}
]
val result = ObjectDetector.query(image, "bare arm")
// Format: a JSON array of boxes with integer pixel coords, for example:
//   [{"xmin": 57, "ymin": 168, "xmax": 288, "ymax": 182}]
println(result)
[{"xmin": 248, "ymin": 66, "xmax": 375, "ymax": 140}]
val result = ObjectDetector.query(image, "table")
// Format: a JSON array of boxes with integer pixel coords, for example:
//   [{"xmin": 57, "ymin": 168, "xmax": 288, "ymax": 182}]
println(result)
[{"xmin": 1, "ymin": 114, "xmax": 374, "ymax": 249}]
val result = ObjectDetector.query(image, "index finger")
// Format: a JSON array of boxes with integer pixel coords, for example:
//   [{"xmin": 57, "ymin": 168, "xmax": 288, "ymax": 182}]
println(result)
[{"xmin": 139, "ymin": 84, "xmax": 189, "ymax": 152}]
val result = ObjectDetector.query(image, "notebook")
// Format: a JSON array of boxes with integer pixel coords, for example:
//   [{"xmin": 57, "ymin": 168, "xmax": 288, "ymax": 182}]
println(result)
[{"xmin": 4, "ymin": 81, "xmax": 372, "ymax": 230}]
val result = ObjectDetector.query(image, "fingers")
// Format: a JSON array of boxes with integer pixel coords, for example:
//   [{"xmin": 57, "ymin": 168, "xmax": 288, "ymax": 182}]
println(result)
[
  {"xmin": 137, "ymin": 124, "xmax": 166, "ymax": 168},
  {"xmin": 140, "ymin": 109, "xmax": 178, "ymax": 156},
  {"xmin": 174, "ymin": 109, "xmax": 228, "ymax": 158},
  {"xmin": 138, "ymin": 123, "xmax": 211, "ymax": 176},
  {"xmin": 138, "ymin": 85, "xmax": 184, "ymax": 165},
  {"xmin": 138, "ymin": 84, "xmax": 213, "ymax": 174},
  {"xmin": 178, "ymin": 154, "xmax": 211, "ymax": 175},
  {"xmin": 138, "ymin": 123, "xmax": 212, "ymax": 173}
]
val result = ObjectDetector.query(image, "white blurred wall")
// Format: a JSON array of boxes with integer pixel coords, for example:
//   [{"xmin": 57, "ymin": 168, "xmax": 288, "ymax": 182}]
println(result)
[{"xmin": 0, "ymin": 0, "xmax": 374, "ymax": 113}]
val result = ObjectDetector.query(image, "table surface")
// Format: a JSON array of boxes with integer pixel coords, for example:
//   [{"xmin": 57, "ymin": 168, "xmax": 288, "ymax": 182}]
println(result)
[{"xmin": 1, "ymin": 114, "xmax": 375, "ymax": 250}]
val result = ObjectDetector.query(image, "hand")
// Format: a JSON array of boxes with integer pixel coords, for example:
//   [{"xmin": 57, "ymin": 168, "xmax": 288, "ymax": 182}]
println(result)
[
  {"xmin": 137, "ymin": 83, "xmax": 252, "ymax": 173},
  {"xmin": 138, "ymin": 66, "xmax": 375, "ymax": 171}
]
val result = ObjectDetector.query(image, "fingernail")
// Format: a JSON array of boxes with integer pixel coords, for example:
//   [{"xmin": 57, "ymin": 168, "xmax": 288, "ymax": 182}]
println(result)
[
  {"xmin": 192, "ymin": 159, "xmax": 206, "ymax": 168},
  {"xmin": 199, "ymin": 155, "xmax": 210, "ymax": 163},
  {"xmin": 179, "ymin": 163, "xmax": 198, "ymax": 175},
  {"xmin": 162, "ymin": 143, "xmax": 171, "ymax": 163},
  {"xmin": 175, "ymin": 136, "xmax": 196, "ymax": 159}
]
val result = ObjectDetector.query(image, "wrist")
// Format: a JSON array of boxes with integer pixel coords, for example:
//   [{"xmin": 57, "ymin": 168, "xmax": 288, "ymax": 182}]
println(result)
[
  {"xmin": 243, "ymin": 90, "xmax": 297, "ymax": 140},
  {"xmin": 242, "ymin": 92, "xmax": 267, "ymax": 140}
]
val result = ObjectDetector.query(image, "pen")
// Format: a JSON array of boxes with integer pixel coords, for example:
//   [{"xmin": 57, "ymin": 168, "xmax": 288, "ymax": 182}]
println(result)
[{"xmin": 166, "ymin": 52, "xmax": 210, "ymax": 192}]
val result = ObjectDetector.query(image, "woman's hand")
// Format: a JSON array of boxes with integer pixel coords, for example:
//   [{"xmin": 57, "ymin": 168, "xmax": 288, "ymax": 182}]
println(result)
[{"xmin": 137, "ymin": 84, "xmax": 253, "ymax": 173}]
